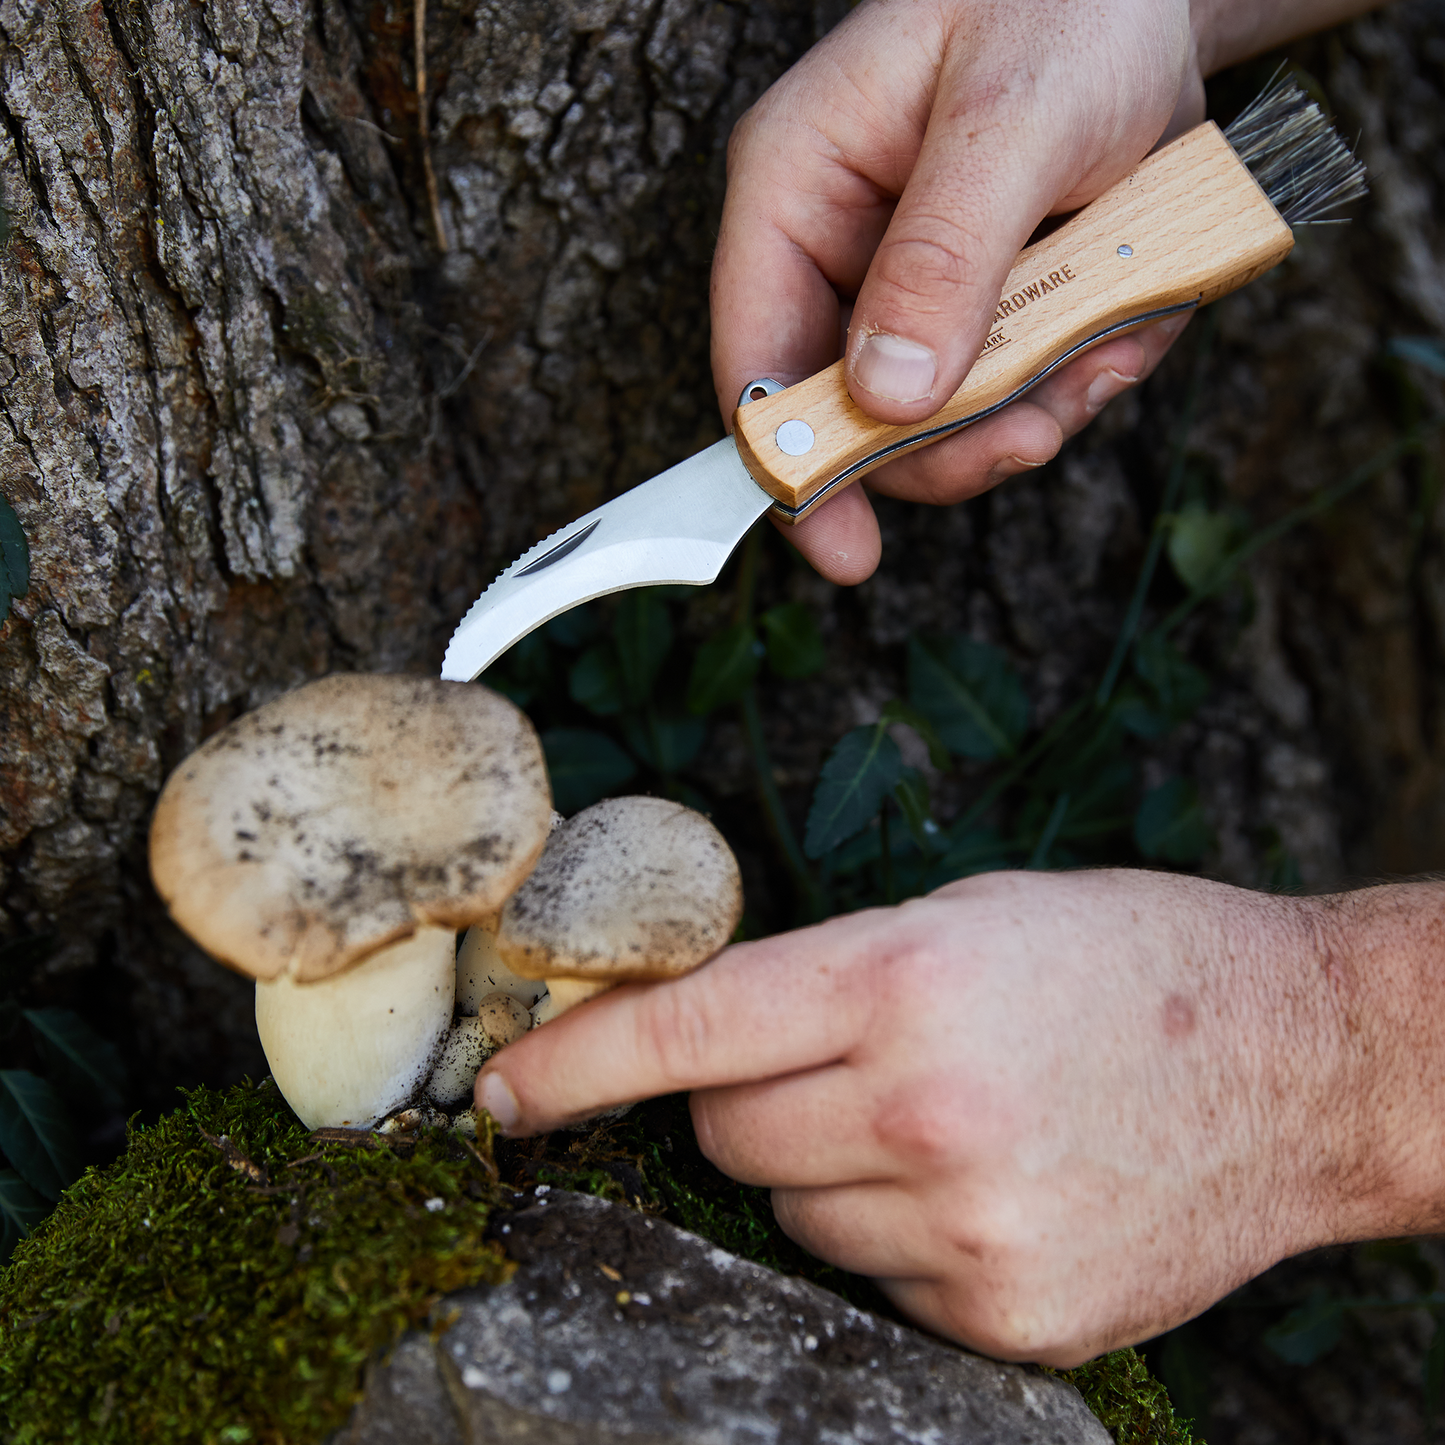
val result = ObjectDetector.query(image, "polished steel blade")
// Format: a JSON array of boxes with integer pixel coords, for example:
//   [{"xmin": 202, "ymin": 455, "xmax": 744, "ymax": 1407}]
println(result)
[{"xmin": 442, "ymin": 437, "xmax": 772, "ymax": 682}]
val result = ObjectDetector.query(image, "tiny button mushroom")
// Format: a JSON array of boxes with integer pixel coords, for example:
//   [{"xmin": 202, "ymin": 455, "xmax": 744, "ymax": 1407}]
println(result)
[
  {"xmin": 425, "ymin": 991, "xmax": 531, "ymax": 1106},
  {"xmin": 497, "ymin": 796, "xmax": 743, "ymax": 1019}
]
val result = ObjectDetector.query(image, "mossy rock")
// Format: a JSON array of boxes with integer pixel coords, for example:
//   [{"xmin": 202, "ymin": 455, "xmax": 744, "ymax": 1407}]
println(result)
[{"xmin": 0, "ymin": 1083, "xmax": 1197, "ymax": 1444}]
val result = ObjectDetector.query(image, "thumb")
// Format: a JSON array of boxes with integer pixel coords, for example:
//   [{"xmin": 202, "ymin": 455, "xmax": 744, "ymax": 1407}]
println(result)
[{"xmin": 845, "ymin": 91, "xmax": 1068, "ymax": 425}]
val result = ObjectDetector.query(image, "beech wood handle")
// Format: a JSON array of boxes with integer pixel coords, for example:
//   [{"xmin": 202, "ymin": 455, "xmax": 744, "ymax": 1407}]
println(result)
[{"xmin": 733, "ymin": 121, "xmax": 1293, "ymax": 521}]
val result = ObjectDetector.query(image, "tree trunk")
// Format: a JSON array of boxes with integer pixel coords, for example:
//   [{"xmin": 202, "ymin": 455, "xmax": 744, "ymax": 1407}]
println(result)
[{"xmin": 2, "ymin": 0, "xmax": 1444, "ymax": 1124}]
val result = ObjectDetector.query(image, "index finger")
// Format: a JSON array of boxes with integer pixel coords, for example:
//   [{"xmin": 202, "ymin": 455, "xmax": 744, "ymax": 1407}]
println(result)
[{"xmin": 475, "ymin": 907, "xmax": 893, "ymax": 1136}]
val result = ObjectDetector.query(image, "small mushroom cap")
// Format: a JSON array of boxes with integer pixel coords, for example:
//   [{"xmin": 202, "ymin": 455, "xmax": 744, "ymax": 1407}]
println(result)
[
  {"xmin": 425, "ymin": 993, "xmax": 530, "ymax": 1105},
  {"xmin": 150, "ymin": 674, "xmax": 551, "ymax": 981},
  {"xmin": 496, "ymin": 796, "xmax": 743, "ymax": 983},
  {"xmin": 255, "ymin": 925, "xmax": 455, "ymax": 1129}
]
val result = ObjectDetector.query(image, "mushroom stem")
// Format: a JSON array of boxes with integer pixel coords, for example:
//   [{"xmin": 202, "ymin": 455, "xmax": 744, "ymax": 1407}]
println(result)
[
  {"xmin": 532, "ymin": 977, "xmax": 615, "ymax": 1025},
  {"xmin": 254, "ymin": 925, "xmax": 455, "ymax": 1129}
]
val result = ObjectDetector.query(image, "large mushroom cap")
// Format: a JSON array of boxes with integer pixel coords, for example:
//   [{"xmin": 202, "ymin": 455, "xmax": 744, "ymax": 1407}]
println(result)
[
  {"xmin": 150, "ymin": 674, "xmax": 551, "ymax": 981},
  {"xmin": 496, "ymin": 796, "xmax": 743, "ymax": 983}
]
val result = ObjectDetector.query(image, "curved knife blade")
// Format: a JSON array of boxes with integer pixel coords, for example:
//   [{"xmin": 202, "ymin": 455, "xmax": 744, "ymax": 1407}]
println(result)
[{"xmin": 441, "ymin": 437, "xmax": 772, "ymax": 682}]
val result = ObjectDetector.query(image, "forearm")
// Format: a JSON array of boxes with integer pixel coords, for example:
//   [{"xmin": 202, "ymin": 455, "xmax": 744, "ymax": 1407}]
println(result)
[{"xmin": 1193, "ymin": 0, "xmax": 1387, "ymax": 76}]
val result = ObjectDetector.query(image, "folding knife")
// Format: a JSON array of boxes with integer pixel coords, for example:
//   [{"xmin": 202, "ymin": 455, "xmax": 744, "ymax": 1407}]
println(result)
[{"xmin": 441, "ymin": 117, "xmax": 1295, "ymax": 682}]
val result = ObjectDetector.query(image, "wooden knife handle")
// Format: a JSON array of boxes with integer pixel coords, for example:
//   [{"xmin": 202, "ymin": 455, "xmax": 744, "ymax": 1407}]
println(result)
[{"xmin": 732, "ymin": 121, "xmax": 1293, "ymax": 521}]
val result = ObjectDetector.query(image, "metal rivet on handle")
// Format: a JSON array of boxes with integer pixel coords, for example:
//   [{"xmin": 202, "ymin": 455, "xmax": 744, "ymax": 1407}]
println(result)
[
  {"xmin": 1116, "ymin": 243, "xmax": 1134, "ymax": 257},
  {"xmin": 775, "ymin": 419, "xmax": 815, "ymax": 456}
]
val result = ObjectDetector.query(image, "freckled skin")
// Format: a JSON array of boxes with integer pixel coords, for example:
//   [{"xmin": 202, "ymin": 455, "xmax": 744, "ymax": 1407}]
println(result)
[{"xmin": 480, "ymin": 868, "xmax": 1445, "ymax": 1367}]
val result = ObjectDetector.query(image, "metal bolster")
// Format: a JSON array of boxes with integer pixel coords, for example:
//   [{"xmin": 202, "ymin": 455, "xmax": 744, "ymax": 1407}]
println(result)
[{"xmin": 764, "ymin": 301, "xmax": 1199, "ymax": 522}]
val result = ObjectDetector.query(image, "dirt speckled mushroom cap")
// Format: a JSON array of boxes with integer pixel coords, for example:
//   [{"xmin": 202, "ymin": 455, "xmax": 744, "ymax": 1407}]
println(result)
[
  {"xmin": 149, "ymin": 674, "xmax": 551, "ymax": 982},
  {"xmin": 496, "ymin": 796, "xmax": 743, "ymax": 982}
]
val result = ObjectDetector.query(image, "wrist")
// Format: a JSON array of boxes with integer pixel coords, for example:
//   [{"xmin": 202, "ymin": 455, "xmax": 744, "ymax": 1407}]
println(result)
[
  {"xmin": 1191, "ymin": 0, "xmax": 1383, "ymax": 78},
  {"xmin": 1300, "ymin": 883, "xmax": 1445, "ymax": 1247}
]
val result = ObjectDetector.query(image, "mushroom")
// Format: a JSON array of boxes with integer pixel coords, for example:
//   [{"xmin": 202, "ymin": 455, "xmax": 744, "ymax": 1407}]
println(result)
[
  {"xmin": 149, "ymin": 673, "xmax": 552, "ymax": 982},
  {"xmin": 149, "ymin": 674, "xmax": 553, "ymax": 1129},
  {"xmin": 456, "ymin": 919, "xmax": 547, "ymax": 1013},
  {"xmin": 425, "ymin": 991, "xmax": 531, "ymax": 1105},
  {"xmin": 495, "ymin": 796, "xmax": 743, "ymax": 1019},
  {"xmin": 255, "ymin": 925, "xmax": 456, "ymax": 1129}
]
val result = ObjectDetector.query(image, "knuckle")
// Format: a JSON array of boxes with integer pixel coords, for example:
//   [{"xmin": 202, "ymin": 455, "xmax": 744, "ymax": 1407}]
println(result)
[
  {"xmin": 872, "ymin": 1091, "xmax": 958, "ymax": 1170},
  {"xmin": 871, "ymin": 221, "xmax": 981, "ymax": 307},
  {"xmin": 635, "ymin": 982, "xmax": 717, "ymax": 1089}
]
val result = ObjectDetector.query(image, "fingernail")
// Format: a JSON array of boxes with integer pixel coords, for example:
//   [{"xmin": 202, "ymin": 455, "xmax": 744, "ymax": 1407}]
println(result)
[
  {"xmin": 1159, "ymin": 311, "xmax": 1191, "ymax": 338},
  {"xmin": 478, "ymin": 1072, "xmax": 520, "ymax": 1133},
  {"xmin": 1085, "ymin": 367, "xmax": 1138, "ymax": 415},
  {"xmin": 985, "ymin": 453, "xmax": 1045, "ymax": 487},
  {"xmin": 852, "ymin": 332, "xmax": 937, "ymax": 403}
]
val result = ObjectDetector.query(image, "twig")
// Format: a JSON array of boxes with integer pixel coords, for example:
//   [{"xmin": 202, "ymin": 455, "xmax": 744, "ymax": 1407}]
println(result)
[
  {"xmin": 415, "ymin": 0, "xmax": 448, "ymax": 252},
  {"xmin": 731, "ymin": 526, "xmax": 826, "ymax": 919},
  {"xmin": 1026, "ymin": 792, "xmax": 1070, "ymax": 870},
  {"xmin": 1096, "ymin": 310, "xmax": 1216, "ymax": 707},
  {"xmin": 199, "ymin": 1130, "xmax": 269, "ymax": 1186},
  {"xmin": 456, "ymin": 1133, "xmax": 499, "ymax": 1181}
]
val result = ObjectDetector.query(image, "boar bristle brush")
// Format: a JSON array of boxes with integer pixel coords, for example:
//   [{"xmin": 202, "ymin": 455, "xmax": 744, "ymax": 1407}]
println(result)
[
  {"xmin": 731, "ymin": 73, "xmax": 1369, "ymax": 520},
  {"xmin": 1223, "ymin": 72, "xmax": 1367, "ymax": 225}
]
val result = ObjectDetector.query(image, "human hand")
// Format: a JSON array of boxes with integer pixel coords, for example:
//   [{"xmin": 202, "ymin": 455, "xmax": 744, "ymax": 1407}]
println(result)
[
  {"xmin": 712, "ymin": 0, "xmax": 1203, "ymax": 584},
  {"xmin": 712, "ymin": 0, "xmax": 1379, "ymax": 583},
  {"xmin": 477, "ymin": 869, "xmax": 1433, "ymax": 1365}
]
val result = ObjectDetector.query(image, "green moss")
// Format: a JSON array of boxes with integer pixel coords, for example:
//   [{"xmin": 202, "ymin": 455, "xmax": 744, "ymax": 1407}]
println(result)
[
  {"xmin": 0, "ymin": 1080, "xmax": 509, "ymax": 1444},
  {"xmin": 2, "ymin": 1083, "xmax": 1196, "ymax": 1445},
  {"xmin": 1055, "ymin": 1347, "xmax": 1200, "ymax": 1444}
]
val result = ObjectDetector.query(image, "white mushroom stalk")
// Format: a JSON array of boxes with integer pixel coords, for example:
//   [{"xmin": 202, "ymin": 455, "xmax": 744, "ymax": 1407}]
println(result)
[
  {"xmin": 255, "ymin": 926, "xmax": 456, "ymax": 1129},
  {"xmin": 496, "ymin": 796, "xmax": 744, "ymax": 1020}
]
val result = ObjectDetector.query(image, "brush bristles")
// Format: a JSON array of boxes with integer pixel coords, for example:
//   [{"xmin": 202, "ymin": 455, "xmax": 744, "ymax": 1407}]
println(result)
[{"xmin": 1224, "ymin": 72, "xmax": 1367, "ymax": 225}]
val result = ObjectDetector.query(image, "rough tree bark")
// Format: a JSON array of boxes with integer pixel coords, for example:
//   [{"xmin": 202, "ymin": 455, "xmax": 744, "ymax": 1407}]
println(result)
[{"xmin": 1, "ymin": 0, "xmax": 1443, "ymax": 1132}]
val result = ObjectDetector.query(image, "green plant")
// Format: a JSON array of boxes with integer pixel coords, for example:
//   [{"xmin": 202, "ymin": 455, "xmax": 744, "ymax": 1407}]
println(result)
[
  {"xmin": 0, "ymin": 491, "xmax": 28, "ymax": 623},
  {"xmin": 0, "ymin": 937, "xmax": 128, "ymax": 1263}
]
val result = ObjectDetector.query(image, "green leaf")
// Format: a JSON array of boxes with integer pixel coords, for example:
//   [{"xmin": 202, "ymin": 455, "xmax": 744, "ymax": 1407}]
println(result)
[
  {"xmin": 620, "ymin": 711, "xmax": 705, "ymax": 775},
  {"xmin": 481, "ymin": 630, "xmax": 552, "ymax": 708},
  {"xmin": 761, "ymin": 602, "xmax": 825, "ymax": 679},
  {"xmin": 908, "ymin": 635, "xmax": 1028, "ymax": 761},
  {"xmin": 878, "ymin": 699, "xmax": 952, "ymax": 771},
  {"xmin": 1134, "ymin": 633, "xmax": 1210, "ymax": 726},
  {"xmin": 0, "ymin": 1167, "xmax": 49, "ymax": 1263},
  {"xmin": 1134, "ymin": 777, "xmax": 1212, "ymax": 864},
  {"xmin": 1262, "ymin": 1291, "xmax": 1344, "ymax": 1366},
  {"xmin": 23, "ymin": 1007, "xmax": 126, "ymax": 1112},
  {"xmin": 0, "ymin": 1070, "xmax": 82, "ymax": 1201},
  {"xmin": 542, "ymin": 729, "xmax": 637, "ymax": 813},
  {"xmin": 569, "ymin": 643, "xmax": 625, "ymax": 716},
  {"xmin": 686, "ymin": 624, "xmax": 761, "ymax": 714},
  {"xmin": 1166, "ymin": 500, "xmax": 1234, "ymax": 591},
  {"xmin": 0, "ymin": 492, "xmax": 29, "ymax": 623},
  {"xmin": 1387, "ymin": 335, "xmax": 1445, "ymax": 378},
  {"xmin": 1426, "ymin": 1315, "xmax": 1445, "ymax": 1416},
  {"xmin": 544, "ymin": 604, "xmax": 599, "ymax": 649},
  {"xmin": 925, "ymin": 834, "xmax": 1012, "ymax": 888},
  {"xmin": 891, "ymin": 769, "xmax": 941, "ymax": 854},
  {"xmin": 613, "ymin": 591, "xmax": 673, "ymax": 707},
  {"xmin": 805, "ymin": 724, "xmax": 904, "ymax": 858}
]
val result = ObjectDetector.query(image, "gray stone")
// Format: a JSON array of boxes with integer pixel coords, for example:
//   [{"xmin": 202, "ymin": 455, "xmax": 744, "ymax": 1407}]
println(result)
[{"xmin": 334, "ymin": 1191, "xmax": 1110, "ymax": 1445}]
